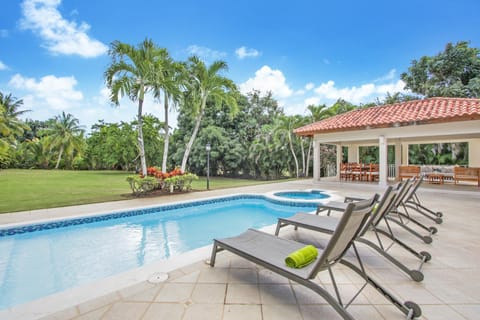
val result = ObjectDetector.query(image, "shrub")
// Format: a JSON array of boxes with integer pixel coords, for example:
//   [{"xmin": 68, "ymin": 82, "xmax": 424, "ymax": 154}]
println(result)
[
  {"xmin": 126, "ymin": 175, "xmax": 158, "ymax": 196},
  {"xmin": 164, "ymin": 173, "xmax": 198, "ymax": 192}
]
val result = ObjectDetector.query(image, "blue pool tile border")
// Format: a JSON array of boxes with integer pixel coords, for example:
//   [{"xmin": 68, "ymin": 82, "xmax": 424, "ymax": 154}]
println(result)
[{"xmin": 0, "ymin": 194, "xmax": 319, "ymax": 237}]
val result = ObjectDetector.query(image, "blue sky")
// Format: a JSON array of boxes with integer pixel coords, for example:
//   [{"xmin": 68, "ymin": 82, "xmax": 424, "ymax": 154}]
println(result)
[{"xmin": 1, "ymin": 0, "xmax": 479, "ymax": 129}]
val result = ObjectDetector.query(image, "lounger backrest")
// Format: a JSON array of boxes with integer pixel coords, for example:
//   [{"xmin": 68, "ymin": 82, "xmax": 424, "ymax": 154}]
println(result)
[
  {"xmin": 403, "ymin": 176, "xmax": 423, "ymax": 202},
  {"xmin": 360, "ymin": 187, "xmax": 397, "ymax": 234},
  {"xmin": 392, "ymin": 178, "xmax": 412, "ymax": 208},
  {"xmin": 309, "ymin": 194, "xmax": 378, "ymax": 278}
]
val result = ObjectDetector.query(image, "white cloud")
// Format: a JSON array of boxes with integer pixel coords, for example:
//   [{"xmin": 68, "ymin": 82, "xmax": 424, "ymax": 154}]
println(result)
[
  {"xmin": 19, "ymin": 0, "xmax": 107, "ymax": 58},
  {"xmin": 186, "ymin": 45, "xmax": 227, "ymax": 61},
  {"xmin": 304, "ymin": 97, "xmax": 321, "ymax": 106},
  {"xmin": 239, "ymin": 65, "xmax": 293, "ymax": 98},
  {"xmin": 305, "ymin": 82, "xmax": 314, "ymax": 91},
  {"xmin": 375, "ymin": 68, "xmax": 397, "ymax": 82},
  {"xmin": 0, "ymin": 61, "xmax": 7, "ymax": 70},
  {"xmin": 9, "ymin": 73, "xmax": 83, "ymax": 110},
  {"xmin": 308, "ymin": 79, "xmax": 407, "ymax": 105},
  {"xmin": 235, "ymin": 46, "xmax": 260, "ymax": 59},
  {"xmin": 0, "ymin": 29, "xmax": 8, "ymax": 37}
]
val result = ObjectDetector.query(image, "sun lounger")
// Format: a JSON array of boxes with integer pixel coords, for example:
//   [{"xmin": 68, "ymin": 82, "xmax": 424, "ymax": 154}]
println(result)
[
  {"xmin": 335, "ymin": 179, "xmax": 437, "ymax": 244},
  {"xmin": 209, "ymin": 198, "xmax": 422, "ymax": 320},
  {"xmin": 402, "ymin": 176, "xmax": 443, "ymax": 224},
  {"xmin": 275, "ymin": 186, "xmax": 428, "ymax": 282},
  {"xmin": 386, "ymin": 178, "xmax": 439, "ymax": 244}
]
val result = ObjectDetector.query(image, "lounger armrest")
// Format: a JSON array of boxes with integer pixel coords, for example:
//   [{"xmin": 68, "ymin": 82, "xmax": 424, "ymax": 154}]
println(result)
[{"xmin": 344, "ymin": 196, "xmax": 366, "ymax": 203}]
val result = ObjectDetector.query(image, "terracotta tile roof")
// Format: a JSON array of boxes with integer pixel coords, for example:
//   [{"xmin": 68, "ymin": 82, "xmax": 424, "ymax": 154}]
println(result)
[{"xmin": 294, "ymin": 97, "xmax": 480, "ymax": 136}]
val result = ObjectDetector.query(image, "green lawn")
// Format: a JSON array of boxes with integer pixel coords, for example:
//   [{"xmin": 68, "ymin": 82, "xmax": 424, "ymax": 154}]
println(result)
[{"xmin": 0, "ymin": 169, "xmax": 286, "ymax": 213}]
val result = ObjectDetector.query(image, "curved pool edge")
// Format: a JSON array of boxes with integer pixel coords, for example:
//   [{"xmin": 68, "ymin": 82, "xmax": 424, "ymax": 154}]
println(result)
[{"xmin": 265, "ymin": 188, "xmax": 342, "ymax": 204}]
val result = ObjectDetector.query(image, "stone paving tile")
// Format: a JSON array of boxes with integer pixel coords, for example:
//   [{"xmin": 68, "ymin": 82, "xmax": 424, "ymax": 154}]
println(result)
[
  {"xmin": 155, "ymin": 283, "xmax": 195, "ymax": 303},
  {"xmin": 182, "ymin": 303, "xmax": 224, "ymax": 320},
  {"xmin": 191, "ymin": 283, "xmax": 227, "ymax": 303},
  {"xmin": 76, "ymin": 291, "xmax": 121, "ymax": 315},
  {"xmin": 228, "ymin": 267, "xmax": 258, "ymax": 283},
  {"xmin": 223, "ymin": 304, "xmax": 262, "ymax": 320},
  {"xmin": 122, "ymin": 284, "xmax": 162, "ymax": 302},
  {"xmin": 225, "ymin": 284, "xmax": 260, "ymax": 304},
  {"xmin": 72, "ymin": 305, "xmax": 110, "ymax": 320},
  {"xmin": 420, "ymin": 305, "xmax": 466, "ymax": 320},
  {"xmin": 300, "ymin": 305, "xmax": 344, "ymax": 320},
  {"xmin": 259, "ymin": 284, "xmax": 296, "ymax": 304},
  {"xmin": 262, "ymin": 304, "xmax": 303, "ymax": 320},
  {"xmin": 197, "ymin": 267, "xmax": 229, "ymax": 283},
  {"xmin": 451, "ymin": 304, "xmax": 480, "ymax": 320},
  {"xmin": 101, "ymin": 301, "xmax": 149, "ymax": 320},
  {"xmin": 142, "ymin": 303, "xmax": 185, "ymax": 320}
]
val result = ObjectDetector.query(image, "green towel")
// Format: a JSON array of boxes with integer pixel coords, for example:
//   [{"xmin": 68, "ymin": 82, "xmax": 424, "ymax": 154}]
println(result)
[
  {"xmin": 285, "ymin": 245, "xmax": 318, "ymax": 268},
  {"xmin": 372, "ymin": 203, "xmax": 379, "ymax": 215}
]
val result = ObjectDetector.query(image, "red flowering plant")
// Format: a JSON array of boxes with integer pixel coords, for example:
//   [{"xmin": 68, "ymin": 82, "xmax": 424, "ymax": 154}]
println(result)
[{"xmin": 144, "ymin": 167, "xmax": 185, "ymax": 190}]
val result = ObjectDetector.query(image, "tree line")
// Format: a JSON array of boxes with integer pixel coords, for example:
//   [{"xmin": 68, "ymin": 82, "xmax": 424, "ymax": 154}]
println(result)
[{"xmin": 1, "ymin": 41, "xmax": 478, "ymax": 178}]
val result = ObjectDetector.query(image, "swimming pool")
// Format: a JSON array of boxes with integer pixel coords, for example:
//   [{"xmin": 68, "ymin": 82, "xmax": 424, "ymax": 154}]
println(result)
[
  {"xmin": 0, "ymin": 195, "xmax": 317, "ymax": 310},
  {"xmin": 274, "ymin": 190, "xmax": 330, "ymax": 200}
]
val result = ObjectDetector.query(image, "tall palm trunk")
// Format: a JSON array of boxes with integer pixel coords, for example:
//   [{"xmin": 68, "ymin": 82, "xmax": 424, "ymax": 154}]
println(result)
[
  {"xmin": 137, "ymin": 98, "xmax": 147, "ymax": 176},
  {"xmin": 55, "ymin": 145, "xmax": 64, "ymax": 169},
  {"xmin": 181, "ymin": 97, "xmax": 206, "ymax": 172},
  {"xmin": 300, "ymin": 137, "xmax": 306, "ymax": 176},
  {"xmin": 288, "ymin": 132, "xmax": 299, "ymax": 178},
  {"xmin": 306, "ymin": 138, "xmax": 312, "ymax": 177},
  {"xmin": 161, "ymin": 92, "xmax": 169, "ymax": 172}
]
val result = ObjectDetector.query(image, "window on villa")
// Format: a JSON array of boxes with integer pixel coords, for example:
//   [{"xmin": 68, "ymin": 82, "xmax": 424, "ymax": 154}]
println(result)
[
  {"xmin": 358, "ymin": 145, "xmax": 395, "ymax": 164},
  {"xmin": 408, "ymin": 142, "xmax": 468, "ymax": 165}
]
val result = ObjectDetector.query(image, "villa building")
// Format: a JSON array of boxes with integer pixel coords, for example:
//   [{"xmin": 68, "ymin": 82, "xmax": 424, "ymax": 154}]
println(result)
[{"xmin": 294, "ymin": 97, "xmax": 480, "ymax": 185}]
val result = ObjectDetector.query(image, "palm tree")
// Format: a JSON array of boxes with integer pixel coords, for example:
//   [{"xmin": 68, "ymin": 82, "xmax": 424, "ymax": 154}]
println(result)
[
  {"xmin": 150, "ymin": 52, "xmax": 185, "ymax": 172},
  {"xmin": 0, "ymin": 93, "xmax": 30, "ymax": 158},
  {"xmin": 42, "ymin": 112, "xmax": 84, "ymax": 169},
  {"xmin": 274, "ymin": 115, "xmax": 300, "ymax": 178},
  {"xmin": 0, "ymin": 92, "xmax": 30, "ymax": 139},
  {"xmin": 104, "ymin": 39, "xmax": 163, "ymax": 176},
  {"xmin": 180, "ymin": 56, "xmax": 237, "ymax": 172}
]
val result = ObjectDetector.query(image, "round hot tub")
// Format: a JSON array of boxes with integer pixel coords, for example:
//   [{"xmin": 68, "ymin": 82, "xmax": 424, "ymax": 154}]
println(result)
[{"xmin": 274, "ymin": 190, "xmax": 330, "ymax": 201}]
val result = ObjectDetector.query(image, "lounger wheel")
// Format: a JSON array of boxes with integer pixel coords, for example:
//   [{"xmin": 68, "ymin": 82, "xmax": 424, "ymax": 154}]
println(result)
[
  {"xmin": 436, "ymin": 211, "xmax": 443, "ymax": 218},
  {"xmin": 434, "ymin": 217, "xmax": 443, "ymax": 224},
  {"xmin": 420, "ymin": 251, "xmax": 432, "ymax": 262},
  {"xmin": 422, "ymin": 235, "xmax": 433, "ymax": 244},
  {"xmin": 409, "ymin": 270, "xmax": 424, "ymax": 282},
  {"xmin": 404, "ymin": 301, "xmax": 422, "ymax": 319},
  {"xmin": 429, "ymin": 226, "xmax": 438, "ymax": 235}
]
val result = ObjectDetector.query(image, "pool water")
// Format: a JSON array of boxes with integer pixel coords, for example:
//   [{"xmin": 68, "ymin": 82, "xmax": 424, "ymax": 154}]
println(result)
[
  {"xmin": 274, "ymin": 190, "xmax": 330, "ymax": 200},
  {"xmin": 0, "ymin": 195, "xmax": 316, "ymax": 310}
]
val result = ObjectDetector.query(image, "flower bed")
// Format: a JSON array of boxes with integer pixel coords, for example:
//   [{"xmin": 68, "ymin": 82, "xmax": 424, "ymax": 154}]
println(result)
[{"xmin": 126, "ymin": 167, "xmax": 198, "ymax": 196}]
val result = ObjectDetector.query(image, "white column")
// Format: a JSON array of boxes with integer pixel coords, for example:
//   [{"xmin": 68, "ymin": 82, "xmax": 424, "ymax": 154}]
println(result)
[
  {"xmin": 313, "ymin": 141, "xmax": 321, "ymax": 181},
  {"xmin": 379, "ymin": 135, "xmax": 388, "ymax": 186},
  {"xmin": 395, "ymin": 141, "xmax": 402, "ymax": 180},
  {"xmin": 348, "ymin": 145, "xmax": 358, "ymax": 163},
  {"xmin": 336, "ymin": 144, "xmax": 342, "ymax": 180}
]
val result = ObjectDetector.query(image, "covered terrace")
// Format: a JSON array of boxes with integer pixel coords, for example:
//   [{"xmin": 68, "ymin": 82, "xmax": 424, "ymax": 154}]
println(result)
[{"xmin": 294, "ymin": 97, "xmax": 480, "ymax": 186}]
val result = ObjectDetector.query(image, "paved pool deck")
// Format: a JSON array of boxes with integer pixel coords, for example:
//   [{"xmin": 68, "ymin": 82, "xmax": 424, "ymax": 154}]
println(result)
[{"xmin": 1, "ymin": 179, "xmax": 479, "ymax": 320}]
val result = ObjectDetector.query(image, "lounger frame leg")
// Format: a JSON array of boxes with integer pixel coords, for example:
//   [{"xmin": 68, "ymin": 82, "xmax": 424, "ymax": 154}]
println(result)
[
  {"xmin": 376, "ymin": 223, "xmax": 432, "ymax": 262},
  {"xmin": 398, "ymin": 205, "xmax": 439, "ymax": 234},
  {"xmin": 356, "ymin": 237, "xmax": 424, "ymax": 282},
  {"xmin": 340, "ymin": 246, "xmax": 422, "ymax": 319},
  {"xmin": 385, "ymin": 216, "xmax": 433, "ymax": 244},
  {"xmin": 404, "ymin": 201, "xmax": 443, "ymax": 224}
]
